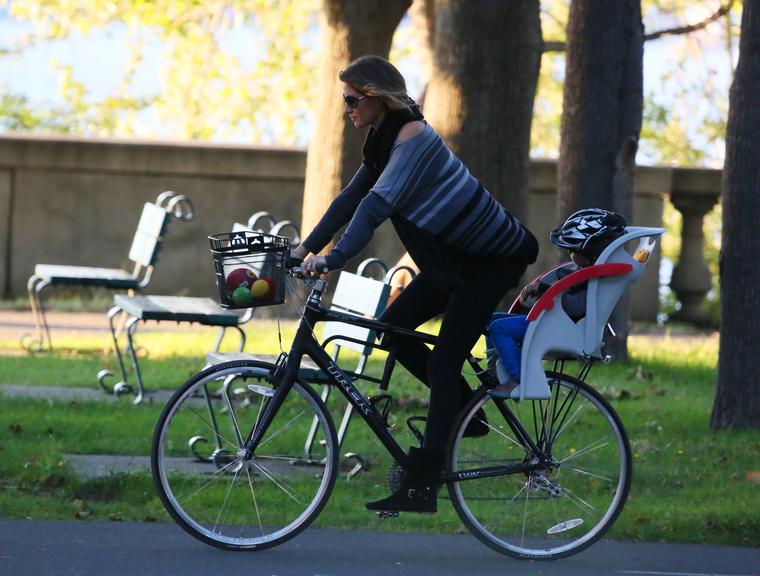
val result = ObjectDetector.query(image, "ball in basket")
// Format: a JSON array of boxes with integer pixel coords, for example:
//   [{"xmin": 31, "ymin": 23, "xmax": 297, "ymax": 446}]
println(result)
[
  {"xmin": 226, "ymin": 268, "xmax": 257, "ymax": 291},
  {"xmin": 231, "ymin": 286, "xmax": 254, "ymax": 307},
  {"xmin": 251, "ymin": 277, "xmax": 276, "ymax": 300}
]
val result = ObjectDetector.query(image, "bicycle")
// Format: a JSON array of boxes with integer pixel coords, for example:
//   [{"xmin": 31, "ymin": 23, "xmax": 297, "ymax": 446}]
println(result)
[{"xmin": 150, "ymin": 224, "xmax": 664, "ymax": 559}]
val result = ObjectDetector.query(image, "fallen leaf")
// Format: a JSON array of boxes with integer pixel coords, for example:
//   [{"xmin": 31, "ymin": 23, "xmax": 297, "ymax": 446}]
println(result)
[{"xmin": 745, "ymin": 470, "xmax": 760, "ymax": 484}]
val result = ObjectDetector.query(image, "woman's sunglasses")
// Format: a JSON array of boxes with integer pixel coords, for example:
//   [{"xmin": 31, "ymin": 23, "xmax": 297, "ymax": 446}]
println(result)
[{"xmin": 343, "ymin": 93, "xmax": 367, "ymax": 109}]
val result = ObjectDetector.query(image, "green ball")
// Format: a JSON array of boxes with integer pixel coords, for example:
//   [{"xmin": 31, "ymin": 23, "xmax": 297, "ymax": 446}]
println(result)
[{"xmin": 231, "ymin": 286, "xmax": 254, "ymax": 307}]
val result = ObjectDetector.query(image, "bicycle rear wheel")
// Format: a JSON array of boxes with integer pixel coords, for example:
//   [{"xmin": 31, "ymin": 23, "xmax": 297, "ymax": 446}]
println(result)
[
  {"xmin": 151, "ymin": 360, "xmax": 338, "ymax": 551},
  {"xmin": 448, "ymin": 371, "xmax": 631, "ymax": 560}
]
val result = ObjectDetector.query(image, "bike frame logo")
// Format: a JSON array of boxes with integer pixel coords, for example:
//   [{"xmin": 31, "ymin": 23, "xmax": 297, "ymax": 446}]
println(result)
[{"xmin": 326, "ymin": 362, "xmax": 373, "ymax": 416}]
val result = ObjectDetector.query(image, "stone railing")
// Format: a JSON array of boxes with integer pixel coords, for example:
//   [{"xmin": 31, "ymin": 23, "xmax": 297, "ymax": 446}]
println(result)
[
  {"xmin": 0, "ymin": 133, "xmax": 721, "ymax": 324},
  {"xmin": 668, "ymin": 168, "xmax": 721, "ymax": 326}
]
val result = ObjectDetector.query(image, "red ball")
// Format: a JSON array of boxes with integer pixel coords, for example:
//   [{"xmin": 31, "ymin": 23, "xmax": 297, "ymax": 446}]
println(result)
[
  {"xmin": 225, "ymin": 268, "xmax": 257, "ymax": 291},
  {"xmin": 251, "ymin": 277, "xmax": 276, "ymax": 300}
]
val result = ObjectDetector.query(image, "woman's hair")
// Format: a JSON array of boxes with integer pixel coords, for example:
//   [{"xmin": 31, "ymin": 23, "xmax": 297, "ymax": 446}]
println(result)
[{"xmin": 339, "ymin": 55, "xmax": 416, "ymax": 111}]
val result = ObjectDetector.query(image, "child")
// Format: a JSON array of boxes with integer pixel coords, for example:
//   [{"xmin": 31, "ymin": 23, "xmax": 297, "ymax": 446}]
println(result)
[{"xmin": 487, "ymin": 208, "xmax": 627, "ymax": 398}]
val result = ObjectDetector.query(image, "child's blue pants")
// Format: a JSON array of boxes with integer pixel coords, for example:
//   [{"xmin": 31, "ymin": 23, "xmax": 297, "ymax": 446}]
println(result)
[{"xmin": 487, "ymin": 314, "xmax": 529, "ymax": 381}]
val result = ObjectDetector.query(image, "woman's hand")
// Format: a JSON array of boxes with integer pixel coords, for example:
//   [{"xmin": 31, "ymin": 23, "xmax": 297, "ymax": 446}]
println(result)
[
  {"xmin": 302, "ymin": 254, "xmax": 328, "ymax": 277},
  {"xmin": 291, "ymin": 245, "xmax": 308, "ymax": 260}
]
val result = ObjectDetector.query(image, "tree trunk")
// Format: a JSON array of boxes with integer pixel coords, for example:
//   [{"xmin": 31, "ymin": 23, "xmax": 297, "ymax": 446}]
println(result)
[
  {"xmin": 422, "ymin": 0, "xmax": 542, "ymax": 221},
  {"xmin": 711, "ymin": 0, "xmax": 760, "ymax": 430},
  {"xmin": 557, "ymin": 0, "xmax": 643, "ymax": 362},
  {"xmin": 301, "ymin": 0, "xmax": 410, "ymax": 237}
]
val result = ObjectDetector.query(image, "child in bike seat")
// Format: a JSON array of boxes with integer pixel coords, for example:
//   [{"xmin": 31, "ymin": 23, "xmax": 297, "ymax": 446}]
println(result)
[{"xmin": 487, "ymin": 208, "xmax": 627, "ymax": 398}]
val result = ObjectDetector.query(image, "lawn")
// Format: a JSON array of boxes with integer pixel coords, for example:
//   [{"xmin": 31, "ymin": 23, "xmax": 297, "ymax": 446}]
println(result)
[{"xmin": 1, "ymin": 321, "xmax": 758, "ymax": 547}]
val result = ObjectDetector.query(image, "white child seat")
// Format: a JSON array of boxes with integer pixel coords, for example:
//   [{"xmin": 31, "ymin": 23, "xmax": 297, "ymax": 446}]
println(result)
[{"xmin": 512, "ymin": 226, "xmax": 665, "ymax": 401}]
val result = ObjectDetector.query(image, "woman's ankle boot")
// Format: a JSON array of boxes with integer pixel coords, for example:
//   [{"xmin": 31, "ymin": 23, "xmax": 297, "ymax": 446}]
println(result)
[{"xmin": 365, "ymin": 447, "xmax": 445, "ymax": 514}]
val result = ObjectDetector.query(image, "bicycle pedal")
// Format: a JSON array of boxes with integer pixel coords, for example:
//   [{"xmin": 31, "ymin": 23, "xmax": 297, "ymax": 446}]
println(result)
[{"xmin": 376, "ymin": 511, "xmax": 399, "ymax": 520}]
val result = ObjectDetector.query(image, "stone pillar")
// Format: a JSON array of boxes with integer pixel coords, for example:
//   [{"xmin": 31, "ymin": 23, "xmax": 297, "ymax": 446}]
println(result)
[{"xmin": 669, "ymin": 168, "xmax": 721, "ymax": 326}]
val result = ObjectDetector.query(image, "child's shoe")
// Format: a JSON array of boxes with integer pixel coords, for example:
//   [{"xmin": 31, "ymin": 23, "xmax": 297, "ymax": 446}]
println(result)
[{"xmin": 488, "ymin": 378, "xmax": 519, "ymax": 399}]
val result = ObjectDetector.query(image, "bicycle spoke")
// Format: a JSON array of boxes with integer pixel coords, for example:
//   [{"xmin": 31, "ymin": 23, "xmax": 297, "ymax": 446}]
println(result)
[
  {"xmin": 154, "ymin": 367, "xmax": 337, "ymax": 550},
  {"xmin": 551, "ymin": 402, "xmax": 585, "ymax": 446},
  {"xmin": 562, "ymin": 465, "xmax": 614, "ymax": 483},
  {"xmin": 182, "ymin": 458, "xmax": 243, "ymax": 502},
  {"xmin": 253, "ymin": 461, "xmax": 303, "ymax": 505},
  {"xmin": 258, "ymin": 409, "xmax": 308, "ymax": 449},
  {"xmin": 186, "ymin": 404, "xmax": 239, "ymax": 452},
  {"xmin": 559, "ymin": 485, "xmax": 598, "ymax": 514},
  {"xmin": 450, "ymin": 374, "xmax": 630, "ymax": 559},
  {"xmin": 213, "ymin": 465, "xmax": 243, "ymax": 534},
  {"xmin": 558, "ymin": 437, "xmax": 610, "ymax": 464},
  {"xmin": 244, "ymin": 464, "xmax": 265, "ymax": 538}
]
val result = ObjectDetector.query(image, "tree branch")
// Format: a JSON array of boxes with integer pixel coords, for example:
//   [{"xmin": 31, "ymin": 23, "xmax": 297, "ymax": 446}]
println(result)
[
  {"xmin": 541, "ymin": 0, "xmax": 736, "ymax": 53},
  {"xmin": 643, "ymin": 0, "xmax": 735, "ymax": 41}
]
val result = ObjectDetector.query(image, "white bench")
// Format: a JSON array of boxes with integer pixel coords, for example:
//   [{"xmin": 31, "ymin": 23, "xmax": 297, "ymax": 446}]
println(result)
[
  {"xmin": 96, "ymin": 212, "xmax": 299, "ymax": 404},
  {"xmin": 23, "ymin": 191, "xmax": 194, "ymax": 352}
]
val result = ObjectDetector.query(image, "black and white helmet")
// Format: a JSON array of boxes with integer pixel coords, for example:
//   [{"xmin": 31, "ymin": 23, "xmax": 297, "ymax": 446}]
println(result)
[{"xmin": 550, "ymin": 208, "xmax": 627, "ymax": 258}]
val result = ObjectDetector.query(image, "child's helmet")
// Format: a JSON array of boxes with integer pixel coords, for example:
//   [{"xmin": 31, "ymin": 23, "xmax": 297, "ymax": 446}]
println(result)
[{"xmin": 550, "ymin": 208, "xmax": 627, "ymax": 258}]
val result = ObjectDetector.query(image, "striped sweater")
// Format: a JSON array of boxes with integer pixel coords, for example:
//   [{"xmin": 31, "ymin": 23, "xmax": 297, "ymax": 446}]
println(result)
[{"xmin": 303, "ymin": 123, "xmax": 528, "ymax": 273}]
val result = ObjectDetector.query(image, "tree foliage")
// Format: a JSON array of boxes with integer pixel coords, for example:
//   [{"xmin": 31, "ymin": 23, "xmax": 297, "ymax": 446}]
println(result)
[
  {"xmin": 534, "ymin": 0, "xmax": 739, "ymax": 166},
  {"xmin": 1, "ymin": 0, "xmax": 319, "ymax": 143}
]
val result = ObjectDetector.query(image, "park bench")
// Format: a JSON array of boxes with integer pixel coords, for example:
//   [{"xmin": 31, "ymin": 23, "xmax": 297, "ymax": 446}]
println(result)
[
  {"xmin": 22, "ymin": 191, "xmax": 194, "ymax": 352},
  {"xmin": 96, "ymin": 212, "xmax": 300, "ymax": 404}
]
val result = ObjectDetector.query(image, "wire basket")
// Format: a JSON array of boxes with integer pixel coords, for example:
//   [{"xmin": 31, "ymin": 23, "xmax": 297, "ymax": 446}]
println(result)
[{"xmin": 209, "ymin": 231, "xmax": 289, "ymax": 309}]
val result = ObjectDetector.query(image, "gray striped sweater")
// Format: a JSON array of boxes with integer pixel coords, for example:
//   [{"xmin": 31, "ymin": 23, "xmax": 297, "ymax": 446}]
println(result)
[{"xmin": 303, "ymin": 123, "xmax": 527, "ymax": 272}]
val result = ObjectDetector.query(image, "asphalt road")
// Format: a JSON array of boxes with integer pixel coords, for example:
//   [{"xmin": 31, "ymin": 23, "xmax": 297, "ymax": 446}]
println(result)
[{"xmin": 0, "ymin": 520, "xmax": 758, "ymax": 576}]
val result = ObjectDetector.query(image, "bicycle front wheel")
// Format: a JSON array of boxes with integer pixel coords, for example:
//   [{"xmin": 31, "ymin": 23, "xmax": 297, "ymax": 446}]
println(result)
[
  {"xmin": 448, "ymin": 371, "xmax": 631, "ymax": 560},
  {"xmin": 151, "ymin": 361, "xmax": 338, "ymax": 551}
]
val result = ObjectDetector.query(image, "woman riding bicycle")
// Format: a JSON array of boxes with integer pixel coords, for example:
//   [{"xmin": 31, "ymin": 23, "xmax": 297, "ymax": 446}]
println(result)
[{"xmin": 291, "ymin": 55, "xmax": 538, "ymax": 513}]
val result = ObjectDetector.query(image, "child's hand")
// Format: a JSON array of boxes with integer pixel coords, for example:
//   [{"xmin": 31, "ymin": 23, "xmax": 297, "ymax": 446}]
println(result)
[{"xmin": 519, "ymin": 282, "xmax": 541, "ymax": 307}]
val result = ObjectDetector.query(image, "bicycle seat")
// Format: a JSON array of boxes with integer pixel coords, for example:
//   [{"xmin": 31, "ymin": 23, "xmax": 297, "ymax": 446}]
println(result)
[{"xmin": 512, "ymin": 226, "xmax": 665, "ymax": 401}]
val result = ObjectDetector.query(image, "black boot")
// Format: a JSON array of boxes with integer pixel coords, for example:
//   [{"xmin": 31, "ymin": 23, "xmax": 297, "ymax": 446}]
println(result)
[{"xmin": 365, "ymin": 447, "xmax": 445, "ymax": 514}]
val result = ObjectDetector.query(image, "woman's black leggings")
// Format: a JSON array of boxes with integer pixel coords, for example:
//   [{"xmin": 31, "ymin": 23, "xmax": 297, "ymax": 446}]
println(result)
[{"xmin": 379, "ymin": 251, "xmax": 533, "ymax": 451}]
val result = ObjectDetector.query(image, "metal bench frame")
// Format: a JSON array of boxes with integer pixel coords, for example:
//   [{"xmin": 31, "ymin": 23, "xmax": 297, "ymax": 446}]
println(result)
[
  {"xmin": 22, "ymin": 191, "xmax": 194, "ymax": 352},
  {"xmin": 97, "ymin": 212, "xmax": 300, "ymax": 404}
]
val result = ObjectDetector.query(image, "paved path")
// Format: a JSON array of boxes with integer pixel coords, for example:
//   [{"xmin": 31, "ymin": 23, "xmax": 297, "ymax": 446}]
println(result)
[
  {"xmin": 0, "ymin": 520, "xmax": 758, "ymax": 576},
  {"xmin": 0, "ymin": 384, "xmax": 172, "ymax": 403}
]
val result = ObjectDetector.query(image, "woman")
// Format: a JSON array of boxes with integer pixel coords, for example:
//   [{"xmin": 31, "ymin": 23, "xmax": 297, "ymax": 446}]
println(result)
[{"xmin": 292, "ymin": 55, "xmax": 538, "ymax": 513}]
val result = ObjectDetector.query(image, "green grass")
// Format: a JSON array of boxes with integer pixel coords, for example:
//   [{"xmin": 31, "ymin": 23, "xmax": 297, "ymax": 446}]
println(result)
[{"xmin": 1, "ymin": 325, "xmax": 759, "ymax": 547}]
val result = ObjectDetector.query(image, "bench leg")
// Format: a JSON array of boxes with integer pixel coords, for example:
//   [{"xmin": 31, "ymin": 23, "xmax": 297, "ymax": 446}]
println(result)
[
  {"xmin": 97, "ymin": 305, "xmax": 131, "ymax": 394},
  {"xmin": 189, "ymin": 376, "xmax": 235, "ymax": 462},
  {"xmin": 304, "ymin": 384, "xmax": 332, "ymax": 460},
  {"xmin": 21, "ymin": 275, "xmax": 52, "ymax": 352},
  {"xmin": 124, "ymin": 317, "xmax": 145, "ymax": 404},
  {"xmin": 212, "ymin": 325, "xmax": 247, "ymax": 354},
  {"xmin": 234, "ymin": 325, "xmax": 246, "ymax": 352},
  {"xmin": 212, "ymin": 327, "xmax": 227, "ymax": 352}
]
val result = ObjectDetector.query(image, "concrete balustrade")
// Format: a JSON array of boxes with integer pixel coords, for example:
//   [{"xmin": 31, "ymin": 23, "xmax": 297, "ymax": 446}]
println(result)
[
  {"xmin": 0, "ymin": 133, "xmax": 720, "ymax": 324},
  {"xmin": 668, "ymin": 168, "xmax": 721, "ymax": 326}
]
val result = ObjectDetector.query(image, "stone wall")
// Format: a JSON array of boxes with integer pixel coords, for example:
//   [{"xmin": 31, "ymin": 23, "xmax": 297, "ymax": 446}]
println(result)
[{"xmin": 0, "ymin": 133, "xmax": 709, "ymax": 322}]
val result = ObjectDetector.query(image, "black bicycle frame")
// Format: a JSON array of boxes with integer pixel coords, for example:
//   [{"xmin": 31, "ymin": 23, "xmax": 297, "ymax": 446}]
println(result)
[{"xmin": 242, "ymin": 278, "xmax": 546, "ymax": 482}]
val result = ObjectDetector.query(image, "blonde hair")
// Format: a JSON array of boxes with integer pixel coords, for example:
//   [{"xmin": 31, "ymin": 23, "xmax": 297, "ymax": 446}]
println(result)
[{"xmin": 339, "ymin": 55, "xmax": 416, "ymax": 111}]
